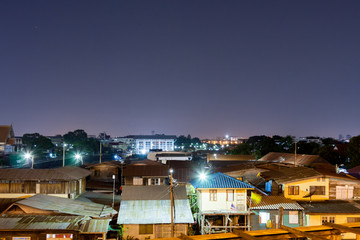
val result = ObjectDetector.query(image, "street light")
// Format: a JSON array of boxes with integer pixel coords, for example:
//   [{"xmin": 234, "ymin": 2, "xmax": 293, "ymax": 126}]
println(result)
[
  {"xmin": 24, "ymin": 152, "xmax": 34, "ymax": 169},
  {"xmin": 74, "ymin": 153, "xmax": 83, "ymax": 165},
  {"xmin": 200, "ymin": 172, "xmax": 207, "ymax": 181}
]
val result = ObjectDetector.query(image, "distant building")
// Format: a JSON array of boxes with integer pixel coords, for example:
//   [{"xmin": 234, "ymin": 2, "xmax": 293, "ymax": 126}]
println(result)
[
  {"xmin": 124, "ymin": 134, "xmax": 176, "ymax": 154},
  {"xmin": 148, "ymin": 151, "xmax": 192, "ymax": 163},
  {"xmin": 0, "ymin": 125, "xmax": 15, "ymax": 155}
]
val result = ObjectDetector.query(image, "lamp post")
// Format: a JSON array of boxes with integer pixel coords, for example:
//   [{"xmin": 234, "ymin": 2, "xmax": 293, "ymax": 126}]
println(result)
[
  {"xmin": 24, "ymin": 152, "xmax": 34, "ymax": 169},
  {"xmin": 75, "ymin": 153, "xmax": 83, "ymax": 165},
  {"xmin": 63, "ymin": 143, "xmax": 67, "ymax": 167},
  {"xmin": 169, "ymin": 168, "xmax": 174, "ymax": 237},
  {"xmin": 112, "ymin": 174, "xmax": 115, "ymax": 209},
  {"xmin": 99, "ymin": 142, "xmax": 102, "ymax": 164}
]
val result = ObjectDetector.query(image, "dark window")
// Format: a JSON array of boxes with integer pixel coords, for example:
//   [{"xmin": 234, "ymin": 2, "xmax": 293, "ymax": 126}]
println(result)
[
  {"xmin": 310, "ymin": 186, "xmax": 325, "ymax": 195},
  {"xmin": 139, "ymin": 224, "xmax": 153, "ymax": 234},
  {"xmin": 288, "ymin": 186, "xmax": 299, "ymax": 195}
]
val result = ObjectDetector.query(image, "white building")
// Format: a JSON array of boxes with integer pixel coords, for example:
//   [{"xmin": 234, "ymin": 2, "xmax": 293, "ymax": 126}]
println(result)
[{"xmin": 124, "ymin": 134, "xmax": 176, "ymax": 154}]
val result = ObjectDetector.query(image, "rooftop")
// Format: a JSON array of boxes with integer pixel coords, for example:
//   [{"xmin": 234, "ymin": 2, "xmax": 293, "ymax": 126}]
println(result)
[
  {"xmin": 0, "ymin": 166, "xmax": 91, "ymax": 181},
  {"xmin": 190, "ymin": 172, "xmax": 255, "ymax": 189}
]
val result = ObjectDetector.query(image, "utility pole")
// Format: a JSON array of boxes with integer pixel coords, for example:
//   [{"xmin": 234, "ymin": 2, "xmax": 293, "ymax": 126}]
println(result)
[
  {"xmin": 99, "ymin": 142, "xmax": 102, "ymax": 163},
  {"xmin": 294, "ymin": 141, "xmax": 297, "ymax": 167},
  {"xmin": 170, "ymin": 169, "xmax": 174, "ymax": 237},
  {"xmin": 63, "ymin": 143, "xmax": 66, "ymax": 167},
  {"xmin": 112, "ymin": 174, "xmax": 115, "ymax": 209}
]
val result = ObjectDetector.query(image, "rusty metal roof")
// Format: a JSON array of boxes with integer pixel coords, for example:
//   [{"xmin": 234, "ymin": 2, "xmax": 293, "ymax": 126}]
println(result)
[
  {"xmin": 15, "ymin": 194, "xmax": 116, "ymax": 217},
  {"xmin": 121, "ymin": 185, "xmax": 188, "ymax": 200},
  {"xmin": 123, "ymin": 161, "xmax": 169, "ymax": 177},
  {"xmin": 0, "ymin": 215, "xmax": 110, "ymax": 233},
  {"xmin": 0, "ymin": 166, "xmax": 91, "ymax": 181}
]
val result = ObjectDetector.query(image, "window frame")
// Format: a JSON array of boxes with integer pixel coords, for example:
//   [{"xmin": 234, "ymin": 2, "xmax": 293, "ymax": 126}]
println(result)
[
  {"xmin": 310, "ymin": 186, "xmax": 325, "ymax": 195},
  {"xmin": 226, "ymin": 189, "xmax": 234, "ymax": 201},
  {"xmin": 209, "ymin": 189, "xmax": 217, "ymax": 201},
  {"xmin": 139, "ymin": 224, "xmax": 153, "ymax": 235},
  {"xmin": 288, "ymin": 186, "xmax": 299, "ymax": 195}
]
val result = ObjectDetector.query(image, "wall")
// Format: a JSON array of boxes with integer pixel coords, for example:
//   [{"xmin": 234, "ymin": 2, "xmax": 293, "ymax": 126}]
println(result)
[
  {"xmin": 198, "ymin": 189, "xmax": 247, "ymax": 212},
  {"xmin": 123, "ymin": 224, "xmax": 187, "ymax": 240},
  {"xmin": 250, "ymin": 209, "xmax": 301, "ymax": 231},
  {"xmin": 284, "ymin": 178, "xmax": 329, "ymax": 201},
  {"xmin": 306, "ymin": 213, "xmax": 360, "ymax": 239}
]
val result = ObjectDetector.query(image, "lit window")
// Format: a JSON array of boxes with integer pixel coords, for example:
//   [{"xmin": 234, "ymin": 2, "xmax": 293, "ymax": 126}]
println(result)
[
  {"xmin": 226, "ymin": 190, "xmax": 234, "ymax": 201},
  {"xmin": 209, "ymin": 190, "xmax": 217, "ymax": 201},
  {"xmin": 288, "ymin": 186, "xmax": 299, "ymax": 195},
  {"xmin": 259, "ymin": 212, "xmax": 270, "ymax": 224},
  {"xmin": 288, "ymin": 211, "xmax": 299, "ymax": 224}
]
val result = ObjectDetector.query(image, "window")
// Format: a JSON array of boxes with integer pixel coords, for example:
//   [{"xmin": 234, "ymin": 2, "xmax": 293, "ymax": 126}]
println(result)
[
  {"xmin": 310, "ymin": 186, "xmax": 325, "ymax": 195},
  {"xmin": 259, "ymin": 212, "xmax": 270, "ymax": 224},
  {"xmin": 133, "ymin": 177, "xmax": 143, "ymax": 185},
  {"xmin": 139, "ymin": 224, "xmax": 153, "ymax": 234},
  {"xmin": 288, "ymin": 186, "xmax": 299, "ymax": 195},
  {"xmin": 322, "ymin": 216, "xmax": 335, "ymax": 223},
  {"xmin": 347, "ymin": 217, "xmax": 360, "ymax": 223},
  {"xmin": 151, "ymin": 178, "xmax": 161, "ymax": 185},
  {"xmin": 288, "ymin": 211, "xmax": 299, "ymax": 224},
  {"xmin": 336, "ymin": 186, "xmax": 354, "ymax": 199},
  {"xmin": 94, "ymin": 170, "xmax": 100, "ymax": 176},
  {"xmin": 226, "ymin": 190, "xmax": 234, "ymax": 201},
  {"xmin": 209, "ymin": 190, "xmax": 217, "ymax": 201}
]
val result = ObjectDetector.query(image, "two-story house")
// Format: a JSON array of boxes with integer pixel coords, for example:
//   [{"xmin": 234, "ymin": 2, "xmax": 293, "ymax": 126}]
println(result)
[
  {"xmin": 190, "ymin": 172, "xmax": 255, "ymax": 234},
  {"xmin": 261, "ymin": 166, "xmax": 360, "ymax": 201},
  {"xmin": 123, "ymin": 160, "xmax": 169, "ymax": 186}
]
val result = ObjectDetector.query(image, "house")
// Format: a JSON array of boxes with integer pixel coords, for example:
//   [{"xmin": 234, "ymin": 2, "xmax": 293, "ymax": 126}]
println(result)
[
  {"xmin": 190, "ymin": 172, "xmax": 255, "ymax": 234},
  {"xmin": 85, "ymin": 160, "xmax": 124, "ymax": 190},
  {"xmin": 124, "ymin": 134, "xmax": 176, "ymax": 154},
  {"xmin": 0, "ymin": 194, "xmax": 116, "ymax": 240},
  {"xmin": 261, "ymin": 166, "xmax": 360, "ymax": 201},
  {"xmin": 148, "ymin": 151, "xmax": 192, "ymax": 163},
  {"xmin": 123, "ymin": 160, "xmax": 169, "ymax": 186},
  {"xmin": 249, "ymin": 196, "xmax": 304, "ymax": 230},
  {"xmin": 1, "ymin": 194, "xmax": 116, "ymax": 217},
  {"xmin": 0, "ymin": 125, "xmax": 15, "ymax": 155},
  {"xmin": 259, "ymin": 152, "xmax": 331, "ymax": 167},
  {"xmin": 117, "ymin": 185, "xmax": 194, "ymax": 240},
  {"xmin": 0, "ymin": 215, "xmax": 111, "ymax": 240},
  {"xmin": 300, "ymin": 200, "xmax": 360, "ymax": 239},
  {"xmin": 0, "ymin": 166, "xmax": 91, "ymax": 199}
]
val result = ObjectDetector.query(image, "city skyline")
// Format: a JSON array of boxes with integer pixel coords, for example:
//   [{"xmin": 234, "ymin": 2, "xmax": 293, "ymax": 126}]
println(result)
[{"xmin": 2, "ymin": 1, "xmax": 360, "ymax": 139}]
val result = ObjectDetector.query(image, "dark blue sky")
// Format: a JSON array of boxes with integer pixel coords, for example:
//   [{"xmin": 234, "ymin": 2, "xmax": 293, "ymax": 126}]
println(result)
[{"xmin": 1, "ymin": 1, "xmax": 359, "ymax": 138}]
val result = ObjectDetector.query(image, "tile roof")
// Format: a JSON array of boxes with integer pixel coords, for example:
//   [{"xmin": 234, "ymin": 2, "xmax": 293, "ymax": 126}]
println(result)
[
  {"xmin": 121, "ymin": 185, "xmax": 188, "ymax": 201},
  {"xmin": 14, "ymin": 194, "xmax": 116, "ymax": 217},
  {"xmin": 300, "ymin": 200, "xmax": 360, "ymax": 214},
  {"xmin": 0, "ymin": 215, "xmax": 110, "ymax": 233},
  {"xmin": 249, "ymin": 196, "xmax": 304, "ymax": 210},
  {"xmin": 117, "ymin": 199, "xmax": 194, "ymax": 224},
  {"xmin": 0, "ymin": 166, "xmax": 91, "ymax": 181},
  {"xmin": 190, "ymin": 172, "xmax": 255, "ymax": 189},
  {"xmin": 0, "ymin": 125, "xmax": 14, "ymax": 144}
]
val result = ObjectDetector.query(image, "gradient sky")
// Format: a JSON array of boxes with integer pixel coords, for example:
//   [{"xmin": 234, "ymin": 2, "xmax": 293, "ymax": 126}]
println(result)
[{"xmin": 1, "ymin": 1, "xmax": 359, "ymax": 139}]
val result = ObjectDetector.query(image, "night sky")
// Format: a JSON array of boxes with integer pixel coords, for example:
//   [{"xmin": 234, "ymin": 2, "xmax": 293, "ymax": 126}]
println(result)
[{"xmin": 1, "ymin": 1, "xmax": 359, "ymax": 138}]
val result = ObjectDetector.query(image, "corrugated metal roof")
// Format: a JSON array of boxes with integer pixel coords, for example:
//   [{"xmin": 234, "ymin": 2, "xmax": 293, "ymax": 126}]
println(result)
[
  {"xmin": 190, "ymin": 172, "xmax": 255, "ymax": 189},
  {"xmin": 260, "ymin": 152, "xmax": 330, "ymax": 166},
  {"xmin": 121, "ymin": 185, "xmax": 188, "ymax": 201},
  {"xmin": 249, "ymin": 196, "xmax": 304, "ymax": 210},
  {"xmin": 117, "ymin": 199, "xmax": 194, "ymax": 224},
  {"xmin": 123, "ymin": 162, "xmax": 169, "ymax": 177},
  {"xmin": 207, "ymin": 154, "xmax": 256, "ymax": 161},
  {"xmin": 0, "ymin": 166, "xmax": 91, "ymax": 181},
  {"xmin": 0, "ymin": 215, "xmax": 110, "ymax": 233},
  {"xmin": 301, "ymin": 200, "xmax": 360, "ymax": 213},
  {"xmin": 15, "ymin": 194, "xmax": 116, "ymax": 217}
]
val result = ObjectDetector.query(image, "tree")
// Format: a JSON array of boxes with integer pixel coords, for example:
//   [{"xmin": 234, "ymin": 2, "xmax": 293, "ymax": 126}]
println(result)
[
  {"xmin": 22, "ymin": 133, "xmax": 54, "ymax": 156},
  {"xmin": 64, "ymin": 129, "xmax": 99, "ymax": 154},
  {"xmin": 247, "ymin": 135, "xmax": 280, "ymax": 158},
  {"xmin": 346, "ymin": 135, "xmax": 360, "ymax": 168},
  {"xmin": 230, "ymin": 143, "xmax": 252, "ymax": 155}
]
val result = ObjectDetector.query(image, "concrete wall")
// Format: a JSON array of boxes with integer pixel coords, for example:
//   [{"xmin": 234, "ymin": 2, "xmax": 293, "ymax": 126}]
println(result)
[
  {"xmin": 284, "ymin": 178, "xmax": 329, "ymax": 201},
  {"xmin": 198, "ymin": 189, "xmax": 247, "ymax": 212}
]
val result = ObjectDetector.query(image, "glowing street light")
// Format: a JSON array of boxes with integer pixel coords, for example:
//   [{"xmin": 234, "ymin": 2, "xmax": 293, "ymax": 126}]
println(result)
[
  {"xmin": 74, "ymin": 153, "xmax": 83, "ymax": 165},
  {"xmin": 200, "ymin": 172, "xmax": 207, "ymax": 181},
  {"xmin": 63, "ymin": 143, "xmax": 67, "ymax": 167},
  {"xmin": 24, "ymin": 152, "xmax": 34, "ymax": 169}
]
